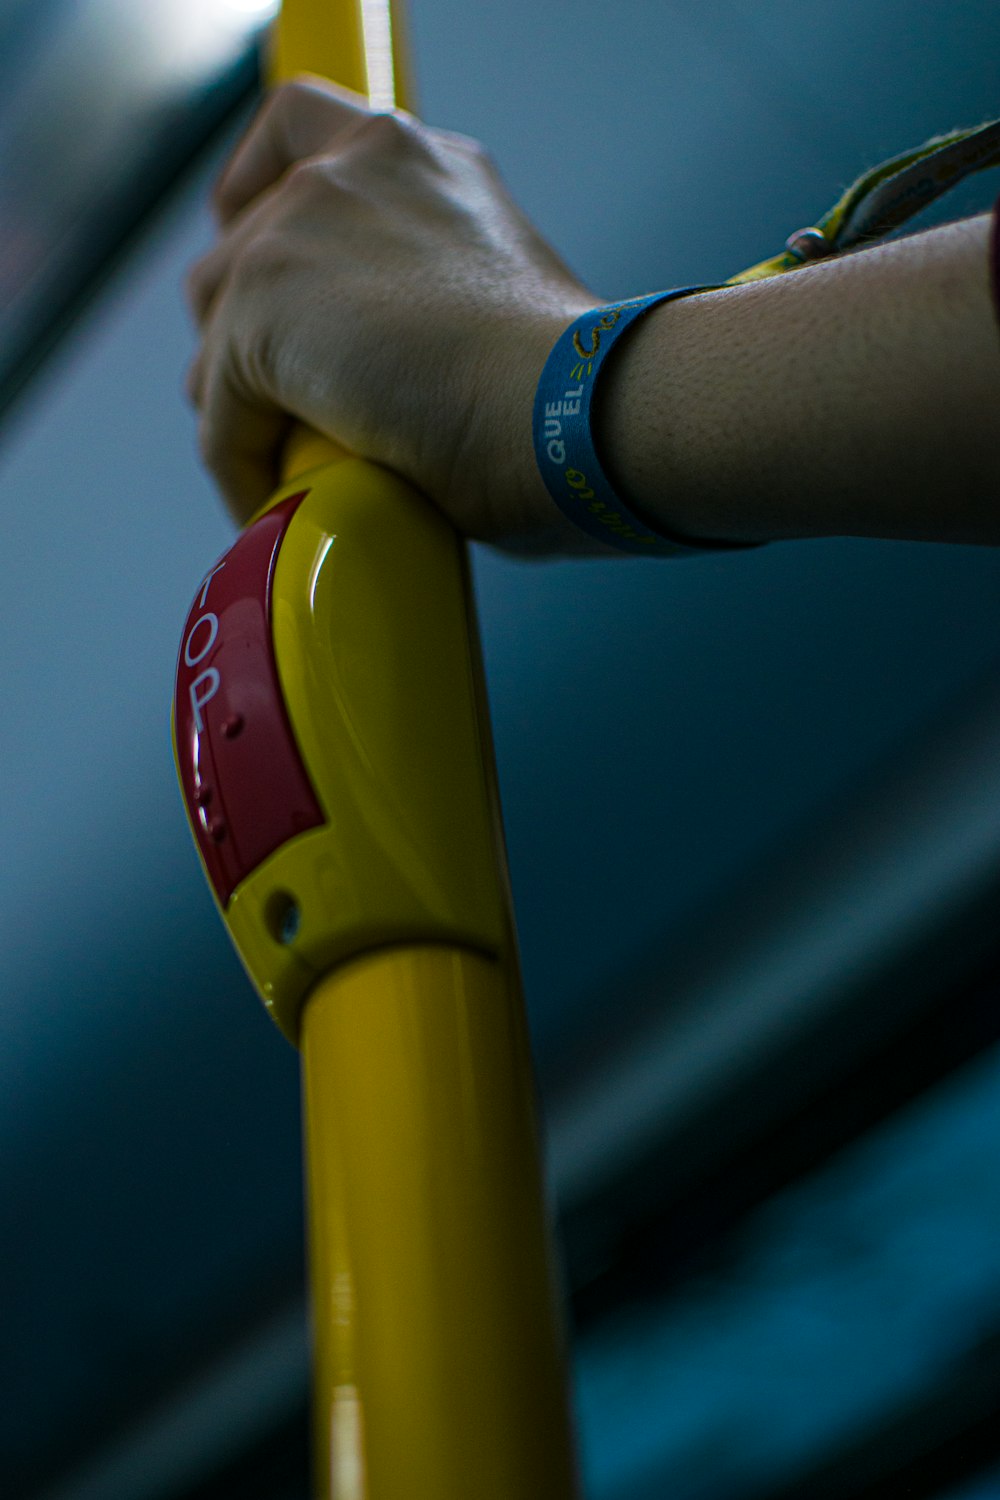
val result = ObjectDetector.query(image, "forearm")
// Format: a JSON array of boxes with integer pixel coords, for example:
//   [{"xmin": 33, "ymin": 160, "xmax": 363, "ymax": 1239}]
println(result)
[{"xmin": 595, "ymin": 213, "xmax": 1000, "ymax": 547}]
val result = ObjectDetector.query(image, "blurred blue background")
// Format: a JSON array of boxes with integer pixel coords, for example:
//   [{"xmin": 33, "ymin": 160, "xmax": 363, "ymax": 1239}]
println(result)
[{"xmin": 1, "ymin": 1, "xmax": 999, "ymax": 1496}]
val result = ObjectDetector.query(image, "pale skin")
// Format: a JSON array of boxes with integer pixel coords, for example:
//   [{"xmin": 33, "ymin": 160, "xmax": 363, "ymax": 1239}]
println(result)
[{"xmin": 187, "ymin": 76, "xmax": 1000, "ymax": 558}]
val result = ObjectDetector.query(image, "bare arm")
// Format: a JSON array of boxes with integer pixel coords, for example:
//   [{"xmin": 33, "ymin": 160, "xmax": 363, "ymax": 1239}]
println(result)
[
  {"xmin": 595, "ymin": 214, "xmax": 1000, "ymax": 548},
  {"xmin": 187, "ymin": 79, "xmax": 1000, "ymax": 556}
]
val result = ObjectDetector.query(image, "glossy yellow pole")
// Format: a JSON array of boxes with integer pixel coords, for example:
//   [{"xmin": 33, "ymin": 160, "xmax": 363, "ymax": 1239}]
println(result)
[
  {"xmin": 301, "ymin": 948, "xmax": 579, "ymax": 1497},
  {"xmin": 269, "ymin": 3, "xmax": 580, "ymax": 1495}
]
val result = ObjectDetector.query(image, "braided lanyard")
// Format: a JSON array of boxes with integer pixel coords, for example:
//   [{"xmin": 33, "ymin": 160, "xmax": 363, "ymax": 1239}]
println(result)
[{"xmin": 534, "ymin": 117, "xmax": 1000, "ymax": 556}]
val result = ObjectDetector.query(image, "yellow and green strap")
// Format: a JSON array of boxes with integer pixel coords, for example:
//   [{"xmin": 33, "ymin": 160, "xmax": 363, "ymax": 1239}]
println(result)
[
  {"xmin": 533, "ymin": 116, "xmax": 1000, "ymax": 554},
  {"xmin": 728, "ymin": 116, "xmax": 1000, "ymax": 284}
]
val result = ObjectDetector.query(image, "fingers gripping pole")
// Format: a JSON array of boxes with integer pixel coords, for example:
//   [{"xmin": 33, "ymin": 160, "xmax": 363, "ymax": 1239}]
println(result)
[
  {"xmin": 172, "ymin": 2, "xmax": 581, "ymax": 1495},
  {"xmin": 269, "ymin": 0, "xmax": 415, "ymax": 484}
]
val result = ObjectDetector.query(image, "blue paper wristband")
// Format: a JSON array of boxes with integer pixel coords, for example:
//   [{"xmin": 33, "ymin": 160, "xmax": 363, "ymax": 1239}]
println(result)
[{"xmin": 533, "ymin": 287, "xmax": 734, "ymax": 556}]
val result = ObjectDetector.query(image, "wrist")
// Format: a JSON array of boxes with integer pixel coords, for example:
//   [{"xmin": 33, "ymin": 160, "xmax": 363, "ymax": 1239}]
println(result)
[
  {"xmin": 531, "ymin": 290, "xmax": 764, "ymax": 556},
  {"xmin": 589, "ymin": 289, "xmax": 766, "ymax": 547},
  {"xmin": 453, "ymin": 301, "xmax": 624, "ymax": 557}
]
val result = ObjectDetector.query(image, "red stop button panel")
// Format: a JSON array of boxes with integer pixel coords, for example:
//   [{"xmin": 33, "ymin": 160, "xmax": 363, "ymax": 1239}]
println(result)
[{"xmin": 174, "ymin": 491, "xmax": 325, "ymax": 906}]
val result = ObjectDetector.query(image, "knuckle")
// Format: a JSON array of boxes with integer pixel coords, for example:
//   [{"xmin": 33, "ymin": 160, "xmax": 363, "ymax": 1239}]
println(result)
[
  {"xmin": 273, "ymin": 76, "xmax": 319, "ymax": 134},
  {"xmin": 279, "ymin": 74, "xmax": 310, "ymax": 99},
  {"xmin": 279, "ymin": 155, "xmax": 347, "ymax": 214},
  {"xmin": 272, "ymin": 75, "xmax": 313, "ymax": 118},
  {"xmin": 357, "ymin": 106, "xmax": 418, "ymax": 154},
  {"xmin": 283, "ymin": 156, "xmax": 326, "ymax": 194},
  {"xmin": 275, "ymin": 73, "xmax": 341, "ymax": 134},
  {"xmin": 286, "ymin": 73, "xmax": 328, "ymax": 101}
]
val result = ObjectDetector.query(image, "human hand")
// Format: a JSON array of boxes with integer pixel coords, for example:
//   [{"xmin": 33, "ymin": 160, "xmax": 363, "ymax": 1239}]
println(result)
[{"xmin": 186, "ymin": 75, "xmax": 605, "ymax": 555}]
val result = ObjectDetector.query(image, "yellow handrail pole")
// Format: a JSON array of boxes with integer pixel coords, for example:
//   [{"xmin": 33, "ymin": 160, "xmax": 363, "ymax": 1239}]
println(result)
[
  {"xmin": 271, "ymin": 0, "xmax": 415, "ymax": 483},
  {"xmin": 301, "ymin": 948, "xmax": 579, "ymax": 1498},
  {"xmin": 268, "ymin": 5, "xmax": 581, "ymax": 1497}
]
